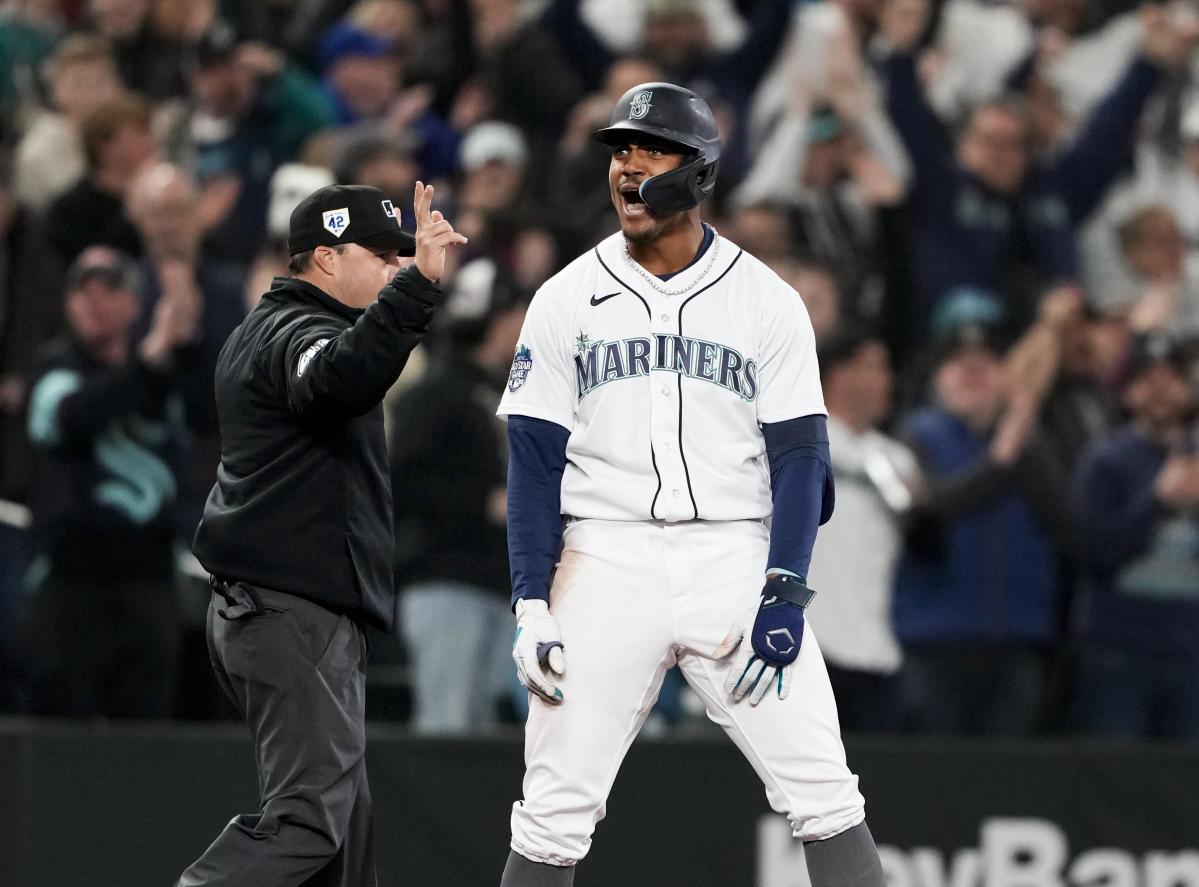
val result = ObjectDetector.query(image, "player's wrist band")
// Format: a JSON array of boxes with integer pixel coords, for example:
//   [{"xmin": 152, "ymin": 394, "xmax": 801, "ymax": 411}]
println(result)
[{"xmin": 762, "ymin": 573, "xmax": 816, "ymax": 609}]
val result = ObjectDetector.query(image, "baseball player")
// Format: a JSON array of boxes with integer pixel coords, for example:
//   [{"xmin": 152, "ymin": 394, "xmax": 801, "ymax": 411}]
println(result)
[{"xmin": 496, "ymin": 82, "xmax": 888, "ymax": 887}]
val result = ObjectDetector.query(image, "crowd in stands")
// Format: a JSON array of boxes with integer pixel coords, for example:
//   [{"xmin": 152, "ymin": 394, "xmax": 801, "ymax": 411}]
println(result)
[{"xmin": 1, "ymin": 0, "xmax": 1198, "ymax": 740}]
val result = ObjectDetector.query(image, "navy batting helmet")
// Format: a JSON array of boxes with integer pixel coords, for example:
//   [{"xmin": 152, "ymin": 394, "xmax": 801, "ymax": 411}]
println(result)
[{"xmin": 593, "ymin": 82, "xmax": 721, "ymax": 213}]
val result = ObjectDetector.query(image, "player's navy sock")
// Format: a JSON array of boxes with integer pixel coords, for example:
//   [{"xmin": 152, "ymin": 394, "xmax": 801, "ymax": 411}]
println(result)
[
  {"xmin": 499, "ymin": 850, "xmax": 576, "ymax": 886},
  {"xmin": 803, "ymin": 821, "xmax": 887, "ymax": 887}
]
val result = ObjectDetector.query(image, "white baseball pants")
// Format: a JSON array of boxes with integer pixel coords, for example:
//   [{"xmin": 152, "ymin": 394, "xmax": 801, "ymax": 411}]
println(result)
[{"xmin": 510, "ymin": 518, "xmax": 866, "ymax": 866}]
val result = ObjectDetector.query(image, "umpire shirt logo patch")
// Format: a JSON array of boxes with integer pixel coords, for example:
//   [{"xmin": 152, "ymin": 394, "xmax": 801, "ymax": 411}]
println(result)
[
  {"xmin": 629, "ymin": 90, "xmax": 652, "ymax": 120},
  {"xmin": 297, "ymin": 338, "xmax": 330, "ymax": 377},
  {"xmin": 508, "ymin": 345, "xmax": 534, "ymax": 392},
  {"xmin": 322, "ymin": 208, "xmax": 350, "ymax": 238}
]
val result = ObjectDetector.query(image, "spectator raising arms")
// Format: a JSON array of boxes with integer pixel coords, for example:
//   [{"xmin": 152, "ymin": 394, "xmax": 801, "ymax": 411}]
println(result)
[
  {"xmin": 22, "ymin": 245, "xmax": 199, "ymax": 718},
  {"xmin": 879, "ymin": 0, "xmax": 1199, "ymax": 342},
  {"xmin": 1072, "ymin": 334, "xmax": 1199, "ymax": 739}
]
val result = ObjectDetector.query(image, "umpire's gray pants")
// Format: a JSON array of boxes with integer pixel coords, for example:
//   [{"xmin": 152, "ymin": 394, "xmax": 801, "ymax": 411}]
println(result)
[{"xmin": 177, "ymin": 581, "xmax": 376, "ymax": 887}]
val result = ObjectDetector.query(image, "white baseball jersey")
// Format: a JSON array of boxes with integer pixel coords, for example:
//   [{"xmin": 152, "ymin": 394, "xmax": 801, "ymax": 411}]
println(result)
[{"xmin": 497, "ymin": 228, "xmax": 825, "ymax": 523}]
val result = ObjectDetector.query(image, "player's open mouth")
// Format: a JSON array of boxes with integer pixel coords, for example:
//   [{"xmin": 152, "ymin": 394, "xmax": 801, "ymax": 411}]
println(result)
[{"xmin": 620, "ymin": 184, "xmax": 648, "ymax": 217}]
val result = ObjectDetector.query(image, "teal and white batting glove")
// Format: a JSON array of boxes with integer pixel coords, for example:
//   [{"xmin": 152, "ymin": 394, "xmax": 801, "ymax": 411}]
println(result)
[
  {"xmin": 513, "ymin": 597, "xmax": 566, "ymax": 705},
  {"xmin": 713, "ymin": 573, "xmax": 816, "ymax": 705}
]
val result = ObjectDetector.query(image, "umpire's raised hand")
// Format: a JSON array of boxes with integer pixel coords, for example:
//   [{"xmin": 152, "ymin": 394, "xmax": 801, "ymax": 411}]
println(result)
[{"xmin": 411, "ymin": 180, "xmax": 468, "ymax": 282}]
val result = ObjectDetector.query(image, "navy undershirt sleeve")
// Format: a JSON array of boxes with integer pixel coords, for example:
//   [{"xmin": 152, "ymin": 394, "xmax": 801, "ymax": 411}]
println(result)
[
  {"xmin": 506, "ymin": 414, "xmax": 571, "ymax": 608},
  {"xmin": 762, "ymin": 414, "xmax": 835, "ymax": 579}
]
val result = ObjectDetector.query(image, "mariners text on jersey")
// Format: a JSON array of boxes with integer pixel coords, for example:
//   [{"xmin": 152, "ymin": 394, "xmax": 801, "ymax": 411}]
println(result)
[{"xmin": 573, "ymin": 332, "xmax": 759, "ymax": 401}]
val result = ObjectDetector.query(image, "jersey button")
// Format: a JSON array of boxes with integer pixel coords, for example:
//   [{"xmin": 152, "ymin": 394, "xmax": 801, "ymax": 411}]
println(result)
[
  {"xmin": 672, "ymin": 489, "xmax": 681, "ymax": 497},
  {"xmin": 660, "ymin": 313, "xmax": 669, "ymax": 322},
  {"xmin": 660, "ymin": 387, "xmax": 670, "ymax": 396}
]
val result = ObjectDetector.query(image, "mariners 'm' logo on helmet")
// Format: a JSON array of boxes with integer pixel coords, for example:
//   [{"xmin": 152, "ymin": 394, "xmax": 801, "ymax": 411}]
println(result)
[
  {"xmin": 628, "ymin": 90, "xmax": 653, "ymax": 120},
  {"xmin": 508, "ymin": 344, "xmax": 534, "ymax": 392}
]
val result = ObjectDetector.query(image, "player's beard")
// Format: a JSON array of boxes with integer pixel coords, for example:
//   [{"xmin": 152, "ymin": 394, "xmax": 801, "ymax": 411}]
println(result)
[
  {"xmin": 620, "ymin": 209, "xmax": 686, "ymax": 245},
  {"xmin": 621, "ymin": 223, "xmax": 661, "ymax": 244}
]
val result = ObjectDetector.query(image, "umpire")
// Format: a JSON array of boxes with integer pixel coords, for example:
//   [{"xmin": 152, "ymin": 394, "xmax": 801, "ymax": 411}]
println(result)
[{"xmin": 177, "ymin": 182, "xmax": 466, "ymax": 887}]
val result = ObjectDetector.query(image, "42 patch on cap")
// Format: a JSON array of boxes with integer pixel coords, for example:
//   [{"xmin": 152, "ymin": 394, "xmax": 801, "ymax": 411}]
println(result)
[{"xmin": 322, "ymin": 208, "xmax": 350, "ymax": 238}]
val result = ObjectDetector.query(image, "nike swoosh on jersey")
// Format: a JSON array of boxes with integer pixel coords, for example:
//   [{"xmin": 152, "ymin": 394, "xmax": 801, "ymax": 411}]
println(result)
[{"xmin": 590, "ymin": 292, "xmax": 620, "ymax": 306}]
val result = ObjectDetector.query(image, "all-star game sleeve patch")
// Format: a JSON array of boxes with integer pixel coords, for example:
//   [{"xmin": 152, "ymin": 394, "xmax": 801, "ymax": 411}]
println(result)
[{"xmin": 508, "ymin": 344, "xmax": 533, "ymax": 392}]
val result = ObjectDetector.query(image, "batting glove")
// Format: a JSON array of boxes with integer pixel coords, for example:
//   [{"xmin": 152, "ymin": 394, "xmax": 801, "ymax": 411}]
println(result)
[
  {"xmin": 513, "ymin": 598, "xmax": 566, "ymax": 705},
  {"xmin": 713, "ymin": 574, "xmax": 816, "ymax": 705}
]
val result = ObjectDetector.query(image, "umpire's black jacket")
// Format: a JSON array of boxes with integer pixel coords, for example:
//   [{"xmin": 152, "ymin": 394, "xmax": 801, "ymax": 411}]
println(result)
[{"xmin": 193, "ymin": 267, "xmax": 440, "ymax": 631}]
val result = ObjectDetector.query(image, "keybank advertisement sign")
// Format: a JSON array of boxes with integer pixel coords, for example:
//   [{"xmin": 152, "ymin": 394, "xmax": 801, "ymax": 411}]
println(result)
[{"xmin": 758, "ymin": 817, "xmax": 1199, "ymax": 887}]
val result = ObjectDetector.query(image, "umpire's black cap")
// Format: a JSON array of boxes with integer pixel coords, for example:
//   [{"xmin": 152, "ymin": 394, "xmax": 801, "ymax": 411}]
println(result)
[{"xmin": 288, "ymin": 184, "xmax": 416, "ymax": 256}]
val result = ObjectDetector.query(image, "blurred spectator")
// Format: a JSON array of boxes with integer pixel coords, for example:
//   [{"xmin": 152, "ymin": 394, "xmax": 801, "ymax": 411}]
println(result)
[
  {"xmin": 1116, "ymin": 205, "xmax": 1199, "ymax": 335},
  {"xmin": 45, "ymin": 91, "xmax": 156, "ymax": 265},
  {"xmin": 892, "ymin": 292, "xmax": 1076, "ymax": 734},
  {"xmin": 1034, "ymin": 1, "xmax": 1147, "ymax": 125},
  {"xmin": 774, "ymin": 252, "xmax": 845, "ymax": 345},
  {"xmin": 1156, "ymin": 96, "xmax": 1199, "ymax": 246},
  {"xmin": 335, "ymin": 128, "xmax": 421, "ymax": 231},
  {"xmin": 503, "ymin": 220, "xmax": 559, "ymax": 294},
  {"xmin": 0, "ymin": 0, "xmax": 63, "ymax": 125},
  {"xmin": 318, "ymin": 18, "xmax": 462, "ymax": 180},
  {"xmin": 458, "ymin": 120, "xmax": 528, "ymax": 211},
  {"xmin": 455, "ymin": 120, "xmax": 530, "ymax": 228},
  {"xmin": 439, "ymin": 0, "xmax": 585, "ymax": 173},
  {"xmin": 566, "ymin": 0, "xmax": 749, "ymax": 67},
  {"xmin": 1015, "ymin": 285, "xmax": 1125, "ymax": 473},
  {"xmin": 229, "ymin": 0, "xmax": 349, "ymax": 74},
  {"xmin": 144, "ymin": 0, "xmax": 220, "ymax": 93},
  {"xmin": 1080, "ymin": 98, "xmax": 1199, "ymax": 312},
  {"xmin": 746, "ymin": 0, "xmax": 904, "ymax": 164},
  {"xmin": 83, "ymin": 0, "xmax": 150, "ymax": 90},
  {"xmin": 1072, "ymin": 332, "xmax": 1199, "ymax": 738},
  {"xmin": 734, "ymin": 26, "xmax": 907, "ymax": 315},
  {"xmin": 20, "ymin": 245, "xmax": 198, "ymax": 717},
  {"xmin": 320, "ymin": 21, "xmax": 405, "ymax": 123},
  {"xmin": 125, "ymin": 161, "xmax": 246, "ymax": 530},
  {"xmin": 0, "ymin": 158, "xmax": 65, "ymax": 502},
  {"xmin": 267, "ymin": 162, "xmax": 338, "ymax": 247},
  {"xmin": 919, "ymin": 0, "xmax": 1150, "ymax": 132},
  {"xmin": 807, "ymin": 323, "xmax": 920, "ymax": 731},
  {"xmin": 13, "ymin": 33, "xmax": 125, "ymax": 212},
  {"xmin": 724, "ymin": 201, "xmax": 796, "ymax": 266},
  {"xmin": 243, "ymin": 160, "xmax": 337, "ymax": 310},
  {"xmin": 347, "ymin": 0, "xmax": 422, "ymax": 43},
  {"xmin": 0, "ymin": 493, "xmax": 29, "ymax": 712},
  {"xmin": 167, "ymin": 20, "xmax": 336, "ymax": 269},
  {"xmin": 998, "ymin": 283, "xmax": 1127, "ymax": 723},
  {"xmin": 915, "ymin": 0, "xmax": 1137, "ymax": 128},
  {"xmin": 456, "ymin": 119, "xmax": 558, "ymax": 291},
  {"xmin": 83, "ymin": 0, "xmax": 211, "ymax": 102},
  {"xmin": 916, "ymin": 0, "xmax": 1032, "ymax": 125},
  {"xmin": 390, "ymin": 257, "xmax": 528, "ymax": 733},
  {"xmin": 879, "ymin": 0, "xmax": 1188, "ymax": 340}
]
